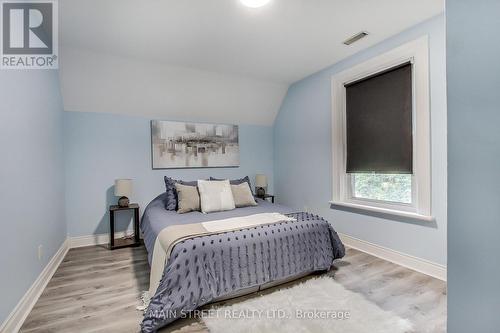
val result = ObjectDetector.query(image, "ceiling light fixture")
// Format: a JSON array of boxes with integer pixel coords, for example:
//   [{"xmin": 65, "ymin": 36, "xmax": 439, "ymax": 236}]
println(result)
[
  {"xmin": 240, "ymin": 0, "xmax": 271, "ymax": 8},
  {"xmin": 343, "ymin": 31, "xmax": 369, "ymax": 45}
]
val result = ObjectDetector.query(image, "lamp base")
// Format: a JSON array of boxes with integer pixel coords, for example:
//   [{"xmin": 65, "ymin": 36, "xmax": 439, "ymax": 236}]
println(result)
[
  {"xmin": 118, "ymin": 196, "xmax": 130, "ymax": 207},
  {"xmin": 256, "ymin": 187, "xmax": 266, "ymax": 198}
]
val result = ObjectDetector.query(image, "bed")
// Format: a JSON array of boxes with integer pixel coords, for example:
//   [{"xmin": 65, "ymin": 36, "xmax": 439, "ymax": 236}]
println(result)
[{"xmin": 140, "ymin": 192, "xmax": 345, "ymax": 332}]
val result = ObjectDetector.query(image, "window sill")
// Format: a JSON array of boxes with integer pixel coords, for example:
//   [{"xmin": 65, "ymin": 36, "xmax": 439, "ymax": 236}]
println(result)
[{"xmin": 329, "ymin": 200, "xmax": 434, "ymax": 222}]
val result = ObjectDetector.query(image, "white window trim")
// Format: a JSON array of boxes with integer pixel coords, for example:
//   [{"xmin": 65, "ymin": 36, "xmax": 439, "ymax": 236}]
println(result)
[{"xmin": 330, "ymin": 36, "xmax": 432, "ymax": 222}]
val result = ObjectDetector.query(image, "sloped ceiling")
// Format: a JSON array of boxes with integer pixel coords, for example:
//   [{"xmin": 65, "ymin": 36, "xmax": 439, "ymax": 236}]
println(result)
[{"xmin": 59, "ymin": 0, "xmax": 443, "ymax": 125}]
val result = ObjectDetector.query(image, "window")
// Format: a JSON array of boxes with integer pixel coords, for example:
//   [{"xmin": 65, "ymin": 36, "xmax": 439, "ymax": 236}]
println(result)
[
  {"xmin": 331, "ymin": 37, "xmax": 432, "ymax": 220},
  {"xmin": 351, "ymin": 173, "xmax": 412, "ymax": 204}
]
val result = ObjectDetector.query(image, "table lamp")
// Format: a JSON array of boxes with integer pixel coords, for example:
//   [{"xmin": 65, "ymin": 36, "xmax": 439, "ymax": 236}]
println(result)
[
  {"xmin": 115, "ymin": 179, "xmax": 132, "ymax": 207},
  {"xmin": 255, "ymin": 174, "xmax": 267, "ymax": 197}
]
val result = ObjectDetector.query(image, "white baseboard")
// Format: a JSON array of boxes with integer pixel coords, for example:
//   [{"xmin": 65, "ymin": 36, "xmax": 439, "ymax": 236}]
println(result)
[
  {"xmin": 0, "ymin": 239, "xmax": 69, "ymax": 333},
  {"xmin": 68, "ymin": 231, "xmax": 132, "ymax": 248},
  {"xmin": 339, "ymin": 233, "xmax": 447, "ymax": 281}
]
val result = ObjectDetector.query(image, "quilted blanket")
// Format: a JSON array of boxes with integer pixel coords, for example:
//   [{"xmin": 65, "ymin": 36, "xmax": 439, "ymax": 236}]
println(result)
[{"xmin": 141, "ymin": 212, "xmax": 345, "ymax": 332}]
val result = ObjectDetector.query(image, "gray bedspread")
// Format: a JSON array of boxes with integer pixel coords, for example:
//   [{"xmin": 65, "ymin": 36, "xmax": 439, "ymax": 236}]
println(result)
[
  {"xmin": 141, "ymin": 193, "xmax": 295, "ymax": 264},
  {"xmin": 140, "ymin": 194, "xmax": 345, "ymax": 332}
]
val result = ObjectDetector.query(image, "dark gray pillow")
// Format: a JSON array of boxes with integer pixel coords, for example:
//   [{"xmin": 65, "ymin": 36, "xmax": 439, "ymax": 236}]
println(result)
[
  {"xmin": 164, "ymin": 176, "xmax": 177, "ymax": 210},
  {"xmin": 164, "ymin": 177, "xmax": 199, "ymax": 210},
  {"xmin": 210, "ymin": 176, "xmax": 252, "ymax": 193}
]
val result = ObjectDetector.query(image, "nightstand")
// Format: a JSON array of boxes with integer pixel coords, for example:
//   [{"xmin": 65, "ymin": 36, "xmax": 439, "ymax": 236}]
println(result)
[
  {"xmin": 109, "ymin": 203, "xmax": 140, "ymax": 250},
  {"xmin": 257, "ymin": 194, "xmax": 275, "ymax": 203}
]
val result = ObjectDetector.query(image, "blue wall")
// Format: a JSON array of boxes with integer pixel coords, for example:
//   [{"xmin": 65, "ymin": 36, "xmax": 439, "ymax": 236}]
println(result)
[
  {"xmin": 274, "ymin": 15, "xmax": 447, "ymax": 265},
  {"xmin": 447, "ymin": 1, "xmax": 500, "ymax": 330},
  {"xmin": 0, "ymin": 71, "xmax": 66, "ymax": 324},
  {"xmin": 64, "ymin": 111, "xmax": 274, "ymax": 236}
]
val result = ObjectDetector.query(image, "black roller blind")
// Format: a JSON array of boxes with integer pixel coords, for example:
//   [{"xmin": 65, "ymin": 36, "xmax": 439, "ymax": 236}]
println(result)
[{"xmin": 345, "ymin": 62, "xmax": 413, "ymax": 174}]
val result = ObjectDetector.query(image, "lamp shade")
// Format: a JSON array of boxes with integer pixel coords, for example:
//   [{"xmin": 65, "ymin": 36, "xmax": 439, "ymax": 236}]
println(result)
[
  {"xmin": 255, "ymin": 174, "xmax": 267, "ymax": 188},
  {"xmin": 114, "ymin": 179, "xmax": 132, "ymax": 197}
]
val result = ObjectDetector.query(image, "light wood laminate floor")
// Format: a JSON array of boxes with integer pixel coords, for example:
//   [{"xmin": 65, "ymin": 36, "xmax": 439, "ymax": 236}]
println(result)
[{"xmin": 20, "ymin": 245, "xmax": 446, "ymax": 333}]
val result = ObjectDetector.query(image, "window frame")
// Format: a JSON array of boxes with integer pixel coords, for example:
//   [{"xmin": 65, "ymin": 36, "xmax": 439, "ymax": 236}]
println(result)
[{"xmin": 330, "ymin": 36, "xmax": 432, "ymax": 221}]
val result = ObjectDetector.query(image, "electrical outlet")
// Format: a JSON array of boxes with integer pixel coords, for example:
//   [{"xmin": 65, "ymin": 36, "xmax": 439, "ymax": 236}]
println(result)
[{"xmin": 38, "ymin": 245, "xmax": 43, "ymax": 261}]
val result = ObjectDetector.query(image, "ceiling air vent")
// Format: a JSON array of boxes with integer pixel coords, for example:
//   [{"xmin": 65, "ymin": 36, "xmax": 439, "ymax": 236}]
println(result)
[{"xmin": 343, "ymin": 31, "xmax": 369, "ymax": 45}]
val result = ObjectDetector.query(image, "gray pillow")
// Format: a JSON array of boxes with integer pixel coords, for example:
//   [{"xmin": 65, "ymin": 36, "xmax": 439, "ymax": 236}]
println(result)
[
  {"xmin": 231, "ymin": 182, "xmax": 258, "ymax": 208},
  {"xmin": 175, "ymin": 183, "xmax": 200, "ymax": 214},
  {"xmin": 210, "ymin": 176, "xmax": 252, "ymax": 193},
  {"xmin": 163, "ymin": 176, "xmax": 178, "ymax": 210}
]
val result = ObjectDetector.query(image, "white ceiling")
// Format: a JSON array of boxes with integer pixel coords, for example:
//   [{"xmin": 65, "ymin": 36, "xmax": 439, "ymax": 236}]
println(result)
[{"xmin": 59, "ymin": 0, "xmax": 443, "ymax": 125}]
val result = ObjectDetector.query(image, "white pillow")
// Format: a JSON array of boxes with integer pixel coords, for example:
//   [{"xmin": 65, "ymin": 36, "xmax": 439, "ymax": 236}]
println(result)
[{"xmin": 197, "ymin": 180, "xmax": 236, "ymax": 213}]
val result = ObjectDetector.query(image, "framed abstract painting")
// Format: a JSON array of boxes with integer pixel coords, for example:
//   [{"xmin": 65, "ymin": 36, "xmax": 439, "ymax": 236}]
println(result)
[{"xmin": 151, "ymin": 120, "xmax": 240, "ymax": 169}]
